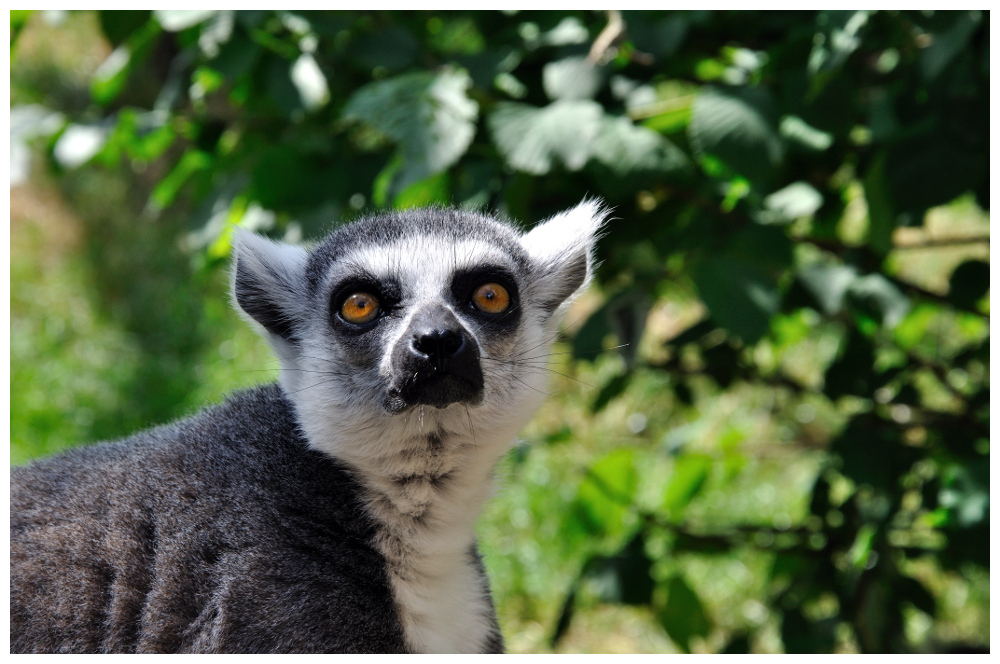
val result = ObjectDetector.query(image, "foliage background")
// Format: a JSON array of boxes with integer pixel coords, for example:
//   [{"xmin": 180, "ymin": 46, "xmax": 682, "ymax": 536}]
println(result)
[{"xmin": 10, "ymin": 10, "xmax": 990, "ymax": 653}]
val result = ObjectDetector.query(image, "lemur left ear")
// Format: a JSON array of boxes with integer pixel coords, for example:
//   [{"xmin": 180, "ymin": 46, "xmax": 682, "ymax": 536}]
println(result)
[
  {"xmin": 231, "ymin": 229, "xmax": 309, "ymax": 346},
  {"xmin": 521, "ymin": 199, "xmax": 610, "ymax": 317}
]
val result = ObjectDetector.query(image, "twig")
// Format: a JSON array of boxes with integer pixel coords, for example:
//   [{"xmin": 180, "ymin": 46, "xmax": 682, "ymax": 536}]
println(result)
[{"xmin": 588, "ymin": 10, "xmax": 625, "ymax": 65}]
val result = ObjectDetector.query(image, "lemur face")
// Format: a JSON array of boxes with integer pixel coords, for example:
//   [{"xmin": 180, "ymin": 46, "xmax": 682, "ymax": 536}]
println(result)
[
  {"xmin": 232, "ymin": 202, "xmax": 606, "ymax": 456},
  {"xmin": 305, "ymin": 216, "xmax": 531, "ymax": 415}
]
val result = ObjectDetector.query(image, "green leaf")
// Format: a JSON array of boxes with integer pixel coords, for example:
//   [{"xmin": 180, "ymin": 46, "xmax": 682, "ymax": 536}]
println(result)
[
  {"xmin": 210, "ymin": 30, "xmax": 262, "ymax": 82},
  {"xmin": 847, "ymin": 523, "xmax": 877, "ymax": 570},
  {"xmin": 10, "ymin": 10, "xmax": 33, "ymax": 52},
  {"xmin": 393, "ymin": 170, "xmax": 450, "ymax": 210},
  {"xmin": 863, "ymin": 151, "xmax": 895, "ymax": 255},
  {"xmin": 663, "ymin": 453, "xmax": 712, "ymax": 514},
  {"xmin": 149, "ymin": 149, "xmax": 213, "ymax": 211},
  {"xmin": 625, "ymin": 12, "xmax": 688, "ymax": 61},
  {"xmin": 846, "ymin": 274, "xmax": 910, "ymax": 330},
  {"xmin": 939, "ymin": 461, "xmax": 988, "ymax": 528},
  {"xmin": 98, "ymin": 10, "xmax": 151, "ymax": 46},
  {"xmin": 91, "ymin": 19, "xmax": 162, "ymax": 106},
  {"xmin": 948, "ymin": 260, "xmax": 989, "ymax": 310},
  {"xmin": 830, "ymin": 415, "xmax": 920, "ymax": 492},
  {"xmin": 343, "ymin": 68, "xmax": 478, "ymax": 192},
  {"xmin": 657, "ymin": 575, "xmax": 711, "ymax": 652},
  {"xmin": 797, "ymin": 263, "xmax": 858, "ymax": 316},
  {"xmin": 921, "ymin": 11, "xmax": 982, "ymax": 81},
  {"xmin": 352, "ymin": 26, "xmax": 420, "ymax": 71},
  {"xmin": 543, "ymin": 56, "xmax": 604, "ymax": 101},
  {"xmin": 488, "ymin": 100, "xmax": 603, "ymax": 175},
  {"xmin": 591, "ymin": 369, "xmax": 632, "ymax": 414},
  {"xmin": 692, "ymin": 255, "xmax": 780, "ymax": 344},
  {"xmin": 575, "ymin": 448, "xmax": 637, "ymax": 537},
  {"xmin": 265, "ymin": 55, "xmax": 305, "ymax": 119},
  {"xmin": 689, "ymin": 85, "xmax": 783, "ymax": 186},
  {"xmin": 583, "ymin": 532, "xmax": 655, "ymax": 605}
]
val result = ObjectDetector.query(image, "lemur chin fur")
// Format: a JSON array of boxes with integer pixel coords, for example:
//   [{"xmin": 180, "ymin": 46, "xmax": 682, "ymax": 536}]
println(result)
[{"xmin": 10, "ymin": 201, "xmax": 609, "ymax": 653}]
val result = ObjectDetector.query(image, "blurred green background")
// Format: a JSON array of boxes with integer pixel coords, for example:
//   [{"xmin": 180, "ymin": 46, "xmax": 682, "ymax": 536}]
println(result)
[{"xmin": 10, "ymin": 10, "xmax": 989, "ymax": 653}]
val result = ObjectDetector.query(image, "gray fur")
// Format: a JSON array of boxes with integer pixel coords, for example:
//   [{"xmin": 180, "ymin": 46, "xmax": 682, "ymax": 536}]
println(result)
[{"xmin": 10, "ymin": 202, "xmax": 608, "ymax": 653}]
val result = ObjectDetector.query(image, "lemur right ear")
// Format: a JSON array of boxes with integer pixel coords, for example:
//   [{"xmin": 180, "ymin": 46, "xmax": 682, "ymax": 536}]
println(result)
[
  {"xmin": 521, "ymin": 199, "xmax": 609, "ymax": 318},
  {"xmin": 231, "ymin": 229, "xmax": 309, "ymax": 345}
]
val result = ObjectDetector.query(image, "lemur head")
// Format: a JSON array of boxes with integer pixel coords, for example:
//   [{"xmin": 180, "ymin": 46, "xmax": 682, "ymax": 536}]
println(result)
[{"xmin": 232, "ymin": 201, "xmax": 607, "ymax": 465}]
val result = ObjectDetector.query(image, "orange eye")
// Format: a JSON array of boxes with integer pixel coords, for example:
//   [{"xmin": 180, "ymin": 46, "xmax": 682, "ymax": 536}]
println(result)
[
  {"xmin": 471, "ymin": 282, "xmax": 511, "ymax": 314},
  {"xmin": 341, "ymin": 292, "xmax": 381, "ymax": 324}
]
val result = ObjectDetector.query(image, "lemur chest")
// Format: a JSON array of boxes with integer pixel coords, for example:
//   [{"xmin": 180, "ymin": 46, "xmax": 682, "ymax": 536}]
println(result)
[{"xmin": 356, "ymin": 431, "xmax": 502, "ymax": 653}]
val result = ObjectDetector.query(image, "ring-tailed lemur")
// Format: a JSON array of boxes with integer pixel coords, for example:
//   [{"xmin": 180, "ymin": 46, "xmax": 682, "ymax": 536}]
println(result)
[{"xmin": 10, "ymin": 201, "xmax": 609, "ymax": 653}]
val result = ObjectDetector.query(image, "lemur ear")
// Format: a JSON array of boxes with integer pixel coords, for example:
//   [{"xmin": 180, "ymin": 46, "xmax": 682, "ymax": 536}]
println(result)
[
  {"xmin": 521, "ymin": 199, "xmax": 609, "ymax": 317},
  {"xmin": 231, "ymin": 229, "xmax": 309, "ymax": 344}
]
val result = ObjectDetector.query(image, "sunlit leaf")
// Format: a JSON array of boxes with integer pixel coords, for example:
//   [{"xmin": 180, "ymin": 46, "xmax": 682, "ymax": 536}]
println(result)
[
  {"xmin": 393, "ymin": 170, "xmax": 451, "ymax": 210},
  {"xmin": 663, "ymin": 453, "xmax": 712, "ymax": 514},
  {"xmin": 543, "ymin": 56, "xmax": 604, "ymax": 101},
  {"xmin": 808, "ymin": 10, "xmax": 871, "ymax": 76},
  {"xmin": 591, "ymin": 116, "xmax": 691, "ymax": 176},
  {"xmin": 575, "ymin": 448, "xmax": 636, "ymax": 537},
  {"xmin": 489, "ymin": 99, "xmax": 603, "ymax": 174},
  {"xmin": 798, "ymin": 263, "xmax": 858, "ymax": 316},
  {"xmin": 53, "ymin": 123, "xmax": 110, "ymax": 168},
  {"xmin": 762, "ymin": 181, "xmax": 824, "ymax": 223},
  {"xmin": 290, "ymin": 53, "xmax": 329, "ymax": 112},
  {"xmin": 779, "ymin": 115, "xmax": 833, "ymax": 151},
  {"xmin": 154, "ymin": 10, "xmax": 216, "ymax": 32},
  {"xmin": 149, "ymin": 149, "xmax": 213, "ymax": 210},
  {"xmin": 343, "ymin": 68, "xmax": 478, "ymax": 191}
]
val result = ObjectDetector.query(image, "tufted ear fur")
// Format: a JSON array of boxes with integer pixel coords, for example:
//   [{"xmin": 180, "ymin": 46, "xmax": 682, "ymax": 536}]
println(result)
[
  {"xmin": 231, "ymin": 229, "xmax": 309, "ymax": 345},
  {"xmin": 521, "ymin": 199, "xmax": 609, "ymax": 317}
]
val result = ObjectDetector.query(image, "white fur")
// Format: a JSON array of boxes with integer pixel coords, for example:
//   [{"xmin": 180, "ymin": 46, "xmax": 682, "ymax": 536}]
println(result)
[{"xmin": 233, "ymin": 203, "xmax": 606, "ymax": 652}]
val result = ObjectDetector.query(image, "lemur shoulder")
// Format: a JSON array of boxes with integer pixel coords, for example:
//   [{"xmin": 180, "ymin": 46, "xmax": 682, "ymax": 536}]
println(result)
[{"xmin": 10, "ymin": 201, "xmax": 608, "ymax": 653}]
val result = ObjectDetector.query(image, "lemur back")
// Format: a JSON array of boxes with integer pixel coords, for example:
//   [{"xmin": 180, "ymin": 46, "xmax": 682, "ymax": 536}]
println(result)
[{"xmin": 10, "ymin": 202, "xmax": 608, "ymax": 653}]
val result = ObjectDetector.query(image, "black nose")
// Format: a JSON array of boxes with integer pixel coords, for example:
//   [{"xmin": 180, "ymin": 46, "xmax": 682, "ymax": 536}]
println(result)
[{"xmin": 412, "ymin": 328, "xmax": 465, "ymax": 367}]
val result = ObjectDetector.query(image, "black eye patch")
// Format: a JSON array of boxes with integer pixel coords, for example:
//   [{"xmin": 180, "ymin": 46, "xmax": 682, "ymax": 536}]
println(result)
[
  {"xmin": 450, "ymin": 266, "xmax": 521, "ymax": 331},
  {"xmin": 329, "ymin": 275, "xmax": 402, "ymax": 334}
]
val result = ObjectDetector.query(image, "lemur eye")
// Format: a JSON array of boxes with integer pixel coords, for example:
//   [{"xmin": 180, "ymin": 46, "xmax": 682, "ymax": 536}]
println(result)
[
  {"xmin": 471, "ymin": 282, "xmax": 510, "ymax": 314},
  {"xmin": 341, "ymin": 292, "xmax": 381, "ymax": 325}
]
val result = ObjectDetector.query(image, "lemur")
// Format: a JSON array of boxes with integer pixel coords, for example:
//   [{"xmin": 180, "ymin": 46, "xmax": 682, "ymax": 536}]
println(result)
[{"xmin": 10, "ymin": 201, "xmax": 608, "ymax": 653}]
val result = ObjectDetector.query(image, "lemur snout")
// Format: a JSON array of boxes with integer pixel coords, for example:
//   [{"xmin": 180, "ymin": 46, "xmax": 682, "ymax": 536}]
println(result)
[
  {"xmin": 411, "ymin": 328, "xmax": 465, "ymax": 369},
  {"xmin": 389, "ymin": 307, "xmax": 485, "ymax": 410}
]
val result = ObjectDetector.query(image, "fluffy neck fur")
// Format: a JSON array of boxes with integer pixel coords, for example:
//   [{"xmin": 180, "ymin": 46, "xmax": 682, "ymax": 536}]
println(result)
[{"xmin": 280, "ymin": 352, "xmax": 549, "ymax": 653}]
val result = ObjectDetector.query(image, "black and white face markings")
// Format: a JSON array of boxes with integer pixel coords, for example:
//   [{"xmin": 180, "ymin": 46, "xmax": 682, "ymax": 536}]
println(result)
[
  {"xmin": 311, "ymin": 213, "xmax": 529, "ymax": 414},
  {"xmin": 232, "ymin": 202, "xmax": 608, "ymax": 425}
]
